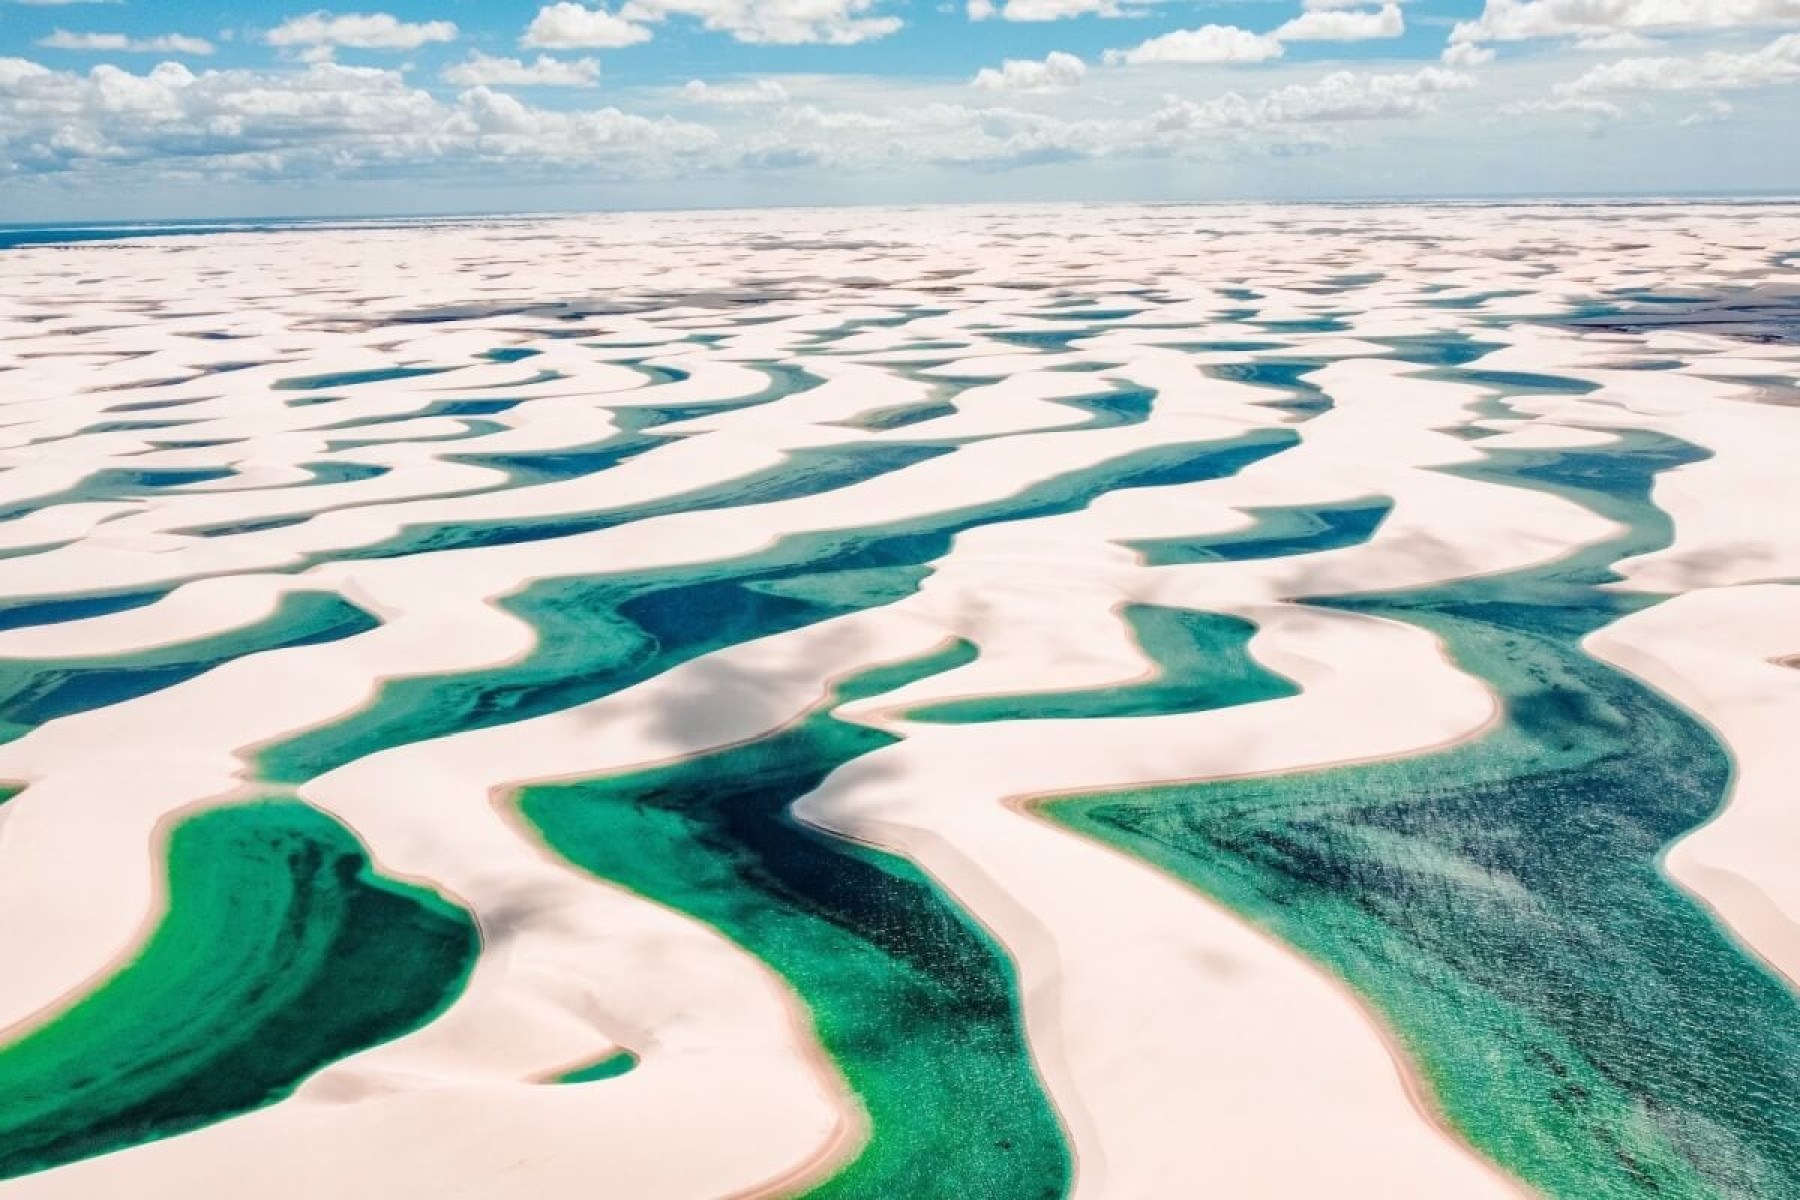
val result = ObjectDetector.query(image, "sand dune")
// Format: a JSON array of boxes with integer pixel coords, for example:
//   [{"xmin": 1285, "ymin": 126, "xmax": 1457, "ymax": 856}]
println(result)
[{"xmin": 1, "ymin": 203, "xmax": 1797, "ymax": 1198}]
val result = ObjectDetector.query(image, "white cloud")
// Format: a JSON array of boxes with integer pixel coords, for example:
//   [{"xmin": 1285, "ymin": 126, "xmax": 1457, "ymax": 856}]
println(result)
[
  {"xmin": 680, "ymin": 78, "xmax": 789, "ymax": 103},
  {"xmin": 37, "ymin": 30, "xmax": 215, "ymax": 54},
  {"xmin": 1451, "ymin": 0, "xmax": 1800, "ymax": 48},
  {"xmin": 18, "ymin": 9, "xmax": 1784, "ymax": 200},
  {"xmin": 1556, "ymin": 31, "xmax": 1800, "ymax": 91},
  {"xmin": 522, "ymin": 3, "xmax": 653, "ymax": 48},
  {"xmin": 971, "ymin": 0, "xmax": 1129, "ymax": 19},
  {"xmin": 1275, "ymin": 5, "xmax": 1403, "ymax": 42},
  {"xmin": 266, "ymin": 11, "xmax": 458, "ymax": 55},
  {"xmin": 1441, "ymin": 41, "xmax": 1495, "ymax": 65},
  {"xmin": 1680, "ymin": 97, "xmax": 1734, "ymax": 122},
  {"xmin": 1573, "ymin": 29, "xmax": 1656, "ymax": 49},
  {"xmin": 442, "ymin": 52, "xmax": 600, "ymax": 87},
  {"xmin": 968, "ymin": 0, "xmax": 1210, "ymax": 20},
  {"xmin": 617, "ymin": 0, "xmax": 901, "ymax": 43},
  {"xmin": 1501, "ymin": 94, "xmax": 1625, "ymax": 117},
  {"xmin": 1150, "ymin": 66, "xmax": 1474, "ymax": 130},
  {"xmin": 0, "ymin": 59, "xmax": 1092, "ymax": 179},
  {"xmin": 0, "ymin": 59, "xmax": 54, "ymax": 85},
  {"xmin": 971, "ymin": 50, "xmax": 1086, "ymax": 91},
  {"xmin": 1105, "ymin": 24, "xmax": 1285, "ymax": 65},
  {"xmin": 0, "ymin": 57, "xmax": 715, "ymax": 178},
  {"xmin": 527, "ymin": 0, "xmax": 897, "ymax": 46},
  {"xmin": 1261, "ymin": 65, "xmax": 1473, "ymax": 119}
]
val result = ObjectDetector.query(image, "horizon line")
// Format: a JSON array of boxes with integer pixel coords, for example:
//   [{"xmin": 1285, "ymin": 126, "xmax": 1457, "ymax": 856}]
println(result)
[{"xmin": 6, "ymin": 189, "xmax": 1800, "ymax": 233}]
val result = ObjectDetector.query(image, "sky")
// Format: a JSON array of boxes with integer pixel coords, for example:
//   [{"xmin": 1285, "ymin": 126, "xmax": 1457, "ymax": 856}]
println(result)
[{"xmin": 0, "ymin": 0, "xmax": 1797, "ymax": 219}]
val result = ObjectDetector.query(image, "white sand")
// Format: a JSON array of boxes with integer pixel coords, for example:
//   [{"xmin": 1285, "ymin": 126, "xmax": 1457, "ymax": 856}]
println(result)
[
  {"xmin": 2, "ymin": 202, "xmax": 1798, "ymax": 1198},
  {"xmin": 1590, "ymin": 588, "xmax": 1800, "ymax": 986}
]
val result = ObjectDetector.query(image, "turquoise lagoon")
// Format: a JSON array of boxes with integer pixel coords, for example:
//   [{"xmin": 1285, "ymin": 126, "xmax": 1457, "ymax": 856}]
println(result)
[{"xmin": 0, "ymin": 291, "xmax": 1794, "ymax": 1200}]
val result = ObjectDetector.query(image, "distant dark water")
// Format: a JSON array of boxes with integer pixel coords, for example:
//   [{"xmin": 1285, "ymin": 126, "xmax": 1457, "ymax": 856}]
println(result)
[
  {"xmin": 1565, "ymin": 287, "xmax": 1800, "ymax": 345},
  {"xmin": 0, "ymin": 217, "xmax": 473, "ymax": 251}
]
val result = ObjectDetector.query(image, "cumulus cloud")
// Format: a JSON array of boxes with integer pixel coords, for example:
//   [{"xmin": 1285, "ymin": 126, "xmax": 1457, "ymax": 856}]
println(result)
[
  {"xmin": 971, "ymin": 50, "xmax": 1086, "ymax": 90},
  {"xmin": 1680, "ymin": 97, "xmax": 1735, "ymax": 123},
  {"xmin": 0, "ymin": 14, "xmax": 1628, "ymax": 193},
  {"xmin": 442, "ymin": 52, "xmax": 600, "ymax": 87},
  {"xmin": 619, "ymin": 0, "xmax": 901, "ymax": 43},
  {"xmin": 1441, "ymin": 41, "xmax": 1495, "ymax": 65},
  {"xmin": 0, "ymin": 46, "xmax": 1507, "ymax": 187},
  {"xmin": 970, "ymin": 0, "xmax": 1160, "ymax": 19},
  {"xmin": 522, "ymin": 3, "xmax": 653, "ymax": 47},
  {"xmin": 452, "ymin": 86, "xmax": 716, "ymax": 160},
  {"xmin": 1573, "ymin": 29, "xmax": 1656, "ymax": 49},
  {"xmin": 680, "ymin": 78, "xmax": 789, "ymax": 103},
  {"xmin": 1451, "ymin": 0, "xmax": 1800, "ymax": 48},
  {"xmin": 0, "ymin": 57, "xmax": 713, "ymax": 178},
  {"xmin": 1151, "ymin": 66, "xmax": 1474, "ymax": 131},
  {"xmin": 266, "ymin": 11, "xmax": 458, "ymax": 58},
  {"xmin": 1261, "ymin": 65, "xmax": 1473, "ymax": 120},
  {"xmin": 1501, "ymin": 94, "xmax": 1625, "ymax": 117},
  {"xmin": 1556, "ymin": 31, "xmax": 1800, "ymax": 92},
  {"xmin": 1104, "ymin": 24, "xmax": 1284, "ymax": 65},
  {"xmin": 527, "ymin": 0, "xmax": 898, "ymax": 46},
  {"xmin": 1275, "ymin": 4, "xmax": 1403, "ymax": 41},
  {"xmin": 38, "ymin": 30, "xmax": 214, "ymax": 54}
]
